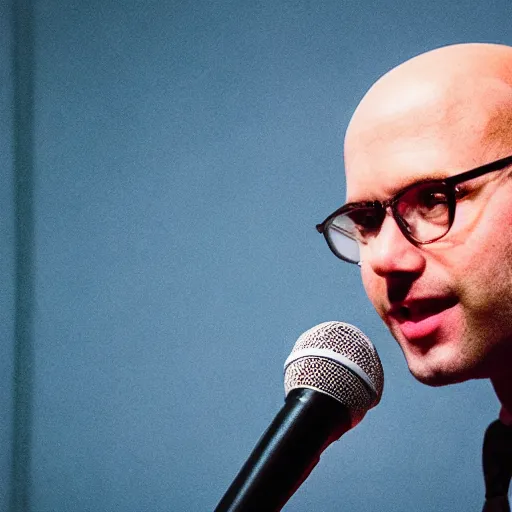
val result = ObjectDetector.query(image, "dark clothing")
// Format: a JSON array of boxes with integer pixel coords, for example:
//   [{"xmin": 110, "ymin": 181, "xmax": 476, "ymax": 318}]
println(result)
[
  {"xmin": 483, "ymin": 496, "xmax": 510, "ymax": 512},
  {"xmin": 482, "ymin": 419, "xmax": 512, "ymax": 511}
]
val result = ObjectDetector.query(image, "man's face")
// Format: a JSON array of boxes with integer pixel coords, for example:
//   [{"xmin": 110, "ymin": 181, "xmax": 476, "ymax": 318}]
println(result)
[{"xmin": 344, "ymin": 81, "xmax": 512, "ymax": 386}]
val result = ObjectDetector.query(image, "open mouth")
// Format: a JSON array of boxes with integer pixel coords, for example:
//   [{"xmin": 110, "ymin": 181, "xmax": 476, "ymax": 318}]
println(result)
[
  {"xmin": 389, "ymin": 296, "xmax": 460, "ymax": 341},
  {"xmin": 393, "ymin": 297, "xmax": 459, "ymax": 324}
]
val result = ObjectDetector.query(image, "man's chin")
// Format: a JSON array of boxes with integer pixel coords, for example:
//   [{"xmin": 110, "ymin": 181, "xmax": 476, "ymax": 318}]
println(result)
[
  {"xmin": 405, "ymin": 352, "xmax": 477, "ymax": 387},
  {"xmin": 409, "ymin": 367, "xmax": 468, "ymax": 387}
]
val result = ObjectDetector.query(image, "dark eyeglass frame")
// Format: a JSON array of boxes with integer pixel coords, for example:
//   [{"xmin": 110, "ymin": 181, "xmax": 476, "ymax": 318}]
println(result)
[{"xmin": 316, "ymin": 153, "xmax": 512, "ymax": 264}]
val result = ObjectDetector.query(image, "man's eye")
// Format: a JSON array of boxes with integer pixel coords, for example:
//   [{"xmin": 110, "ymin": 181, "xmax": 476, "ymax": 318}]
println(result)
[
  {"xmin": 348, "ymin": 210, "xmax": 381, "ymax": 233},
  {"xmin": 419, "ymin": 191, "xmax": 448, "ymax": 209}
]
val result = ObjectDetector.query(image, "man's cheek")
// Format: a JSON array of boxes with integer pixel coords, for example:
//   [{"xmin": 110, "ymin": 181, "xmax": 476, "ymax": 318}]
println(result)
[
  {"xmin": 360, "ymin": 269, "xmax": 385, "ymax": 317},
  {"xmin": 360, "ymin": 268, "xmax": 374, "ymax": 301}
]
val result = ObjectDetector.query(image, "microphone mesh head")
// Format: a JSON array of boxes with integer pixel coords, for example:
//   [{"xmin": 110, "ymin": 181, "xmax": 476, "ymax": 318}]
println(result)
[{"xmin": 284, "ymin": 321, "xmax": 384, "ymax": 426}]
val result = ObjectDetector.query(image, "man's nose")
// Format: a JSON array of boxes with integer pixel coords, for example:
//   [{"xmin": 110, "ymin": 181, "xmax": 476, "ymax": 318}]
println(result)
[{"xmin": 363, "ymin": 213, "xmax": 426, "ymax": 277}]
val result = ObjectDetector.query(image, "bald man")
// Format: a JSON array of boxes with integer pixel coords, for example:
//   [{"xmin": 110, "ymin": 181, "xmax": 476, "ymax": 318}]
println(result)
[{"xmin": 316, "ymin": 43, "xmax": 512, "ymax": 511}]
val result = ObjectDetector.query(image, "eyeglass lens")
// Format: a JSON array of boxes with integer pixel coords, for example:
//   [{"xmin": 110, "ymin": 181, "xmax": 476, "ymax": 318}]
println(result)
[{"xmin": 326, "ymin": 181, "xmax": 453, "ymax": 263}]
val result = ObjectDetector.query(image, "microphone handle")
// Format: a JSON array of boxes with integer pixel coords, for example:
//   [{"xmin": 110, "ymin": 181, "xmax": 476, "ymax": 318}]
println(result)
[{"xmin": 214, "ymin": 388, "xmax": 352, "ymax": 512}]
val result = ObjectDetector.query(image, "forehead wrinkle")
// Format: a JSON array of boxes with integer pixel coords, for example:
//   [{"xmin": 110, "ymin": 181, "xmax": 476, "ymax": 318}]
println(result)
[{"xmin": 481, "ymin": 95, "xmax": 512, "ymax": 153}]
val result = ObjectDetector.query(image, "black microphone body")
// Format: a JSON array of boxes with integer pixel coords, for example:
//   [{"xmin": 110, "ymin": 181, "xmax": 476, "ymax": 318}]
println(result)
[
  {"xmin": 215, "ymin": 388, "xmax": 352, "ymax": 512},
  {"xmin": 214, "ymin": 321, "xmax": 384, "ymax": 511}
]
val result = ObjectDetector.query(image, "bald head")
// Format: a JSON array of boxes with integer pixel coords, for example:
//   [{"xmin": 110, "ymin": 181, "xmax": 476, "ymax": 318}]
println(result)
[{"xmin": 344, "ymin": 43, "xmax": 512, "ymax": 199}]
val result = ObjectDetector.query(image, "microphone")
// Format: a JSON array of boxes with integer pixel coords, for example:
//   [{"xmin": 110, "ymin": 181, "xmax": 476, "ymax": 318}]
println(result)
[{"xmin": 214, "ymin": 321, "xmax": 384, "ymax": 512}]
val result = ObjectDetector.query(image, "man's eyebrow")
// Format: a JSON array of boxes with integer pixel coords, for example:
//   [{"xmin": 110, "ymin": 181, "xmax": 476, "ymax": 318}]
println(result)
[
  {"xmin": 341, "ymin": 199, "xmax": 377, "ymax": 209},
  {"xmin": 346, "ymin": 166, "xmax": 457, "ymax": 203},
  {"xmin": 346, "ymin": 174, "xmax": 441, "ymax": 204}
]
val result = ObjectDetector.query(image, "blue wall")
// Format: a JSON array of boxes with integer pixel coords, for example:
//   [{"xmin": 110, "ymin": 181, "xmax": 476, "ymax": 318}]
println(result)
[
  {"xmin": 1, "ymin": 3, "xmax": 14, "ymax": 509},
  {"xmin": 3, "ymin": 1, "xmax": 512, "ymax": 510}
]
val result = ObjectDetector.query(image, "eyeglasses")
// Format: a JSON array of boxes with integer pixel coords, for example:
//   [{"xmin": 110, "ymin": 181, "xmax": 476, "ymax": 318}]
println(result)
[{"xmin": 316, "ymin": 154, "xmax": 512, "ymax": 265}]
